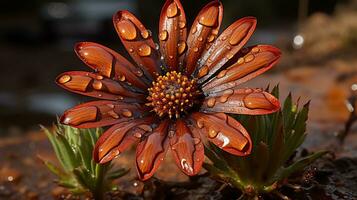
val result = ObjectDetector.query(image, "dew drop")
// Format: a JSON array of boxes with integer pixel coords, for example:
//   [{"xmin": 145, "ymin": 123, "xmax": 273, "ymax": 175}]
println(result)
[
  {"xmin": 141, "ymin": 29, "xmax": 151, "ymax": 39},
  {"xmin": 197, "ymin": 65, "xmax": 209, "ymax": 78},
  {"xmin": 207, "ymin": 35, "xmax": 215, "ymax": 43},
  {"xmin": 118, "ymin": 75, "xmax": 126, "ymax": 81},
  {"xmin": 207, "ymin": 98, "xmax": 216, "ymax": 108},
  {"xmin": 96, "ymin": 75, "xmax": 104, "ymax": 80},
  {"xmin": 167, "ymin": 2, "xmax": 178, "ymax": 18},
  {"xmin": 135, "ymin": 69, "xmax": 143, "ymax": 77},
  {"xmin": 159, "ymin": 30, "xmax": 168, "ymax": 41},
  {"xmin": 107, "ymin": 104, "xmax": 115, "ymax": 109},
  {"xmin": 58, "ymin": 75, "xmax": 71, "ymax": 84},
  {"xmin": 92, "ymin": 80, "xmax": 103, "ymax": 90},
  {"xmin": 117, "ymin": 20, "xmax": 137, "ymax": 40},
  {"xmin": 196, "ymin": 120, "xmax": 204, "ymax": 128},
  {"xmin": 129, "ymin": 48, "xmax": 134, "ymax": 53},
  {"xmin": 226, "ymin": 53, "xmax": 234, "ymax": 60},
  {"xmin": 122, "ymin": 109, "xmax": 133, "ymax": 117},
  {"xmin": 198, "ymin": 5, "xmax": 219, "ymax": 27},
  {"xmin": 252, "ymin": 47, "xmax": 260, "ymax": 53},
  {"xmin": 237, "ymin": 57, "xmax": 244, "ymax": 65},
  {"xmin": 193, "ymin": 137, "xmax": 201, "ymax": 145},
  {"xmin": 133, "ymin": 132, "xmax": 142, "ymax": 138},
  {"xmin": 108, "ymin": 110, "xmax": 119, "ymax": 119},
  {"xmin": 217, "ymin": 70, "xmax": 227, "ymax": 79},
  {"xmin": 179, "ymin": 21, "xmax": 186, "ymax": 29},
  {"xmin": 177, "ymin": 41, "xmax": 187, "ymax": 55},
  {"xmin": 208, "ymin": 127, "xmax": 218, "ymax": 138},
  {"xmin": 193, "ymin": 47, "xmax": 199, "ymax": 52},
  {"xmin": 244, "ymin": 54, "xmax": 255, "ymax": 63},
  {"xmin": 138, "ymin": 44, "xmax": 152, "ymax": 57},
  {"xmin": 198, "ymin": 37, "xmax": 203, "ymax": 42},
  {"xmin": 191, "ymin": 27, "xmax": 197, "ymax": 34}
]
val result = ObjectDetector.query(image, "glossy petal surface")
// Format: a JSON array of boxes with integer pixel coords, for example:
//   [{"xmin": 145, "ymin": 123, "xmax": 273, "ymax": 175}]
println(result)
[
  {"xmin": 201, "ymin": 88, "xmax": 280, "ymax": 115},
  {"xmin": 159, "ymin": 0, "xmax": 187, "ymax": 71},
  {"xmin": 60, "ymin": 100, "xmax": 148, "ymax": 128},
  {"xmin": 75, "ymin": 42, "xmax": 150, "ymax": 90},
  {"xmin": 202, "ymin": 45, "xmax": 281, "ymax": 93},
  {"xmin": 170, "ymin": 120, "xmax": 204, "ymax": 176},
  {"xmin": 93, "ymin": 117, "xmax": 154, "ymax": 163},
  {"xmin": 56, "ymin": 71, "xmax": 145, "ymax": 101},
  {"xmin": 196, "ymin": 17, "xmax": 257, "ymax": 83},
  {"xmin": 113, "ymin": 11, "xmax": 161, "ymax": 77},
  {"xmin": 185, "ymin": 1, "xmax": 223, "ymax": 75},
  {"xmin": 191, "ymin": 112, "xmax": 252, "ymax": 156},
  {"xmin": 136, "ymin": 120, "xmax": 170, "ymax": 180}
]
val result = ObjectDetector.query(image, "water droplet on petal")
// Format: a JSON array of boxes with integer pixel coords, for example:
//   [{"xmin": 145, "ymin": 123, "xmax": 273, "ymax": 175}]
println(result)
[
  {"xmin": 207, "ymin": 98, "xmax": 216, "ymax": 108},
  {"xmin": 193, "ymin": 137, "xmax": 201, "ymax": 145},
  {"xmin": 138, "ymin": 44, "xmax": 152, "ymax": 57},
  {"xmin": 159, "ymin": 30, "xmax": 168, "ymax": 41},
  {"xmin": 191, "ymin": 27, "xmax": 197, "ymax": 34},
  {"xmin": 193, "ymin": 47, "xmax": 199, "ymax": 52},
  {"xmin": 243, "ymin": 92, "xmax": 275, "ymax": 110},
  {"xmin": 122, "ymin": 109, "xmax": 133, "ymax": 117},
  {"xmin": 197, "ymin": 65, "xmax": 209, "ymax": 78},
  {"xmin": 244, "ymin": 54, "xmax": 255, "ymax": 63},
  {"xmin": 96, "ymin": 75, "xmax": 104, "ymax": 80},
  {"xmin": 58, "ymin": 75, "xmax": 71, "ymax": 84},
  {"xmin": 178, "ymin": 41, "xmax": 186, "ymax": 55},
  {"xmin": 118, "ymin": 75, "xmax": 126, "ymax": 81},
  {"xmin": 167, "ymin": 2, "xmax": 178, "ymax": 18},
  {"xmin": 252, "ymin": 47, "xmax": 260, "ymax": 53},
  {"xmin": 108, "ymin": 110, "xmax": 119, "ymax": 119},
  {"xmin": 237, "ymin": 57, "xmax": 244, "ymax": 65},
  {"xmin": 198, "ymin": 5, "xmax": 219, "ymax": 27},
  {"xmin": 207, "ymin": 35, "xmax": 215, "ymax": 43},
  {"xmin": 133, "ymin": 132, "xmax": 142, "ymax": 138},
  {"xmin": 198, "ymin": 37, "xmax": 203, "ymax": 42},
  {"xmin": 196, "ymin": 120, "xmax": 204, "ymax": 128},
  {"xmin": 217, "ymin": 70, "xmax": 227, "ymax": 79},
  {"xmin": 141, "ymin": 29, "xmax": 151, "ymax": 39},
  {"xmin": 117, "ymin": 20, "xmax": 137, "ymax": 40},
  {"xmin": 92, "ymin": 80, "xmax": 103, "ymax": 90},
  {"xmin": 208, "ymin": 127, "xmax": 218, "ymax": 138},
  {"xmin": 179, "ymin": 21, "xmax": 186, "ymax": 29}
]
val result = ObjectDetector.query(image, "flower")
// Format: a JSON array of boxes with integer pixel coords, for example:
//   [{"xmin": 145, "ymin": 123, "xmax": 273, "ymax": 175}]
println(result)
[{"xmin": 56, "ymin": 0, "xmax": 281, "ymax": 180}]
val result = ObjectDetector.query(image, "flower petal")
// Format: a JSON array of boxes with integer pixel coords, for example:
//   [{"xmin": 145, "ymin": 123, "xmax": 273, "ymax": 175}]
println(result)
[
  {"xmin": 75, "ymin": 42, "xmax": 150, "ymax": 90},
  {"xmin": 170, "ymin": 120, "xmax": 204, "ymax": 176},
  {"xmin": 113, "ymin": 11, "xmax": 161, "ymax": 78},
  {"xmin": 201, "ymin": 88, "xmax": 280, "ymax": 115},
  {"xmin": 136, "ymin": 120, "xmax": 170, "ymax": 180},
  {"xmin": 60, "ymin": 100, "xmax": 148, "ymax": 128},
  {"xmin": 202, "ymin": 45, "xmax": 281, "ymax": 93},
  {"xmin": 56, "ymin": 71, "xmax": 145, "ymax": 101},
  {"xmin": 196, "ymin": 17, "xmax": 257, "ymax": 83},
  {"xmin": 191, "ymin": 112, "xmax": 252, "ymax": 156},
  {"xmin": 93, "ymin": 117, "xmax": 155, "ymax": 164},
  {"xmin": 185, "ymin": 1, "xmax": 223, "ymax": 75},
  {"xmin": 159, "ymin": 0, "xmax": 187, "ymax": 71}
]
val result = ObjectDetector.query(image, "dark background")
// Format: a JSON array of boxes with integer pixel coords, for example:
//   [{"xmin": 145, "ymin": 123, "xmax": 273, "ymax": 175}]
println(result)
[{"xmin": 0, "ymin": 0, "xmax": 342, "ymax": 134}]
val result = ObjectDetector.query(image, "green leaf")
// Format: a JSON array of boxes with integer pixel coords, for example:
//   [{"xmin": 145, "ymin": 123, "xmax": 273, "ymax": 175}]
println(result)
[
  {"xmin": 107, "ymin": 168, "xmax": 130, "ymax": 180},
  {"xmin": 273, "ymin": 151, "xmax": 328, "ymax": 182}
]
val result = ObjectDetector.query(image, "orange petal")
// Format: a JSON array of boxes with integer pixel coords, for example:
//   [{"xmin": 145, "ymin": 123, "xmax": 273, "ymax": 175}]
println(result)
[
  {"xmin": 191, "ymin": 112, "xmax": 252, "ymax": 156},
  {"xmin": 185, "ymin": 1, "xmax": 223, "ymax": 75},
  {"xmin": 196, "ymin": 17, "xmax": 257, "ymax": 83},
  {"xmin": 203, "ymin": 45, "xmax": 281, "ymax": 93},
  {"xmin": 136, "ymin": 120, "xmax": 170, "ymax": 180},
  {"xmin": 113, "ymin": 11, "xmax": 161, "ymax": 78},
  {"xmin": 159, "ymin": 0, "xmax": 187, "ymax": 71},
  {"xmin": 75, "ymin": 42, "xmax": 150, "ymax": 90},
  {"xmin": 170, "ymin": 120, "xmax": 204, "ymax": 176},
  {"xmin": 201, "ymin": 88, "xmax": 280, "ymax": 115},
  {"xmin": 56, "ymin": 71, "xmax": 145, "ymax": 101},
  {"xmin": 93, "ymin": 117, "xmax": 155, "ymax": 163},
  {"xmin": 60, "ymin": 100, "xmax": 148, "ymax": 128}
]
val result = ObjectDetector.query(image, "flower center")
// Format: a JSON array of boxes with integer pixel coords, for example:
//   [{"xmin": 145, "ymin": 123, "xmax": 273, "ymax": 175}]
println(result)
[{"xmin": 147, "ymin": 71, "xmax": 200, "ymax": 118}]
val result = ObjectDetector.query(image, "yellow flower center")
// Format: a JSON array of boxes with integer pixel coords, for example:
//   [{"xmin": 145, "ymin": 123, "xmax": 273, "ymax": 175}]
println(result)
[{"xmin": 147, "ymin": 71, "xmax": 200, "ymax": 118}]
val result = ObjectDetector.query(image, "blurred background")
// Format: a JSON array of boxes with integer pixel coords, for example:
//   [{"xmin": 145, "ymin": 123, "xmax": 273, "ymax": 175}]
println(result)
[{"xmin": 0, "ymin": 0, "xmax": 356, "ymax": 135}]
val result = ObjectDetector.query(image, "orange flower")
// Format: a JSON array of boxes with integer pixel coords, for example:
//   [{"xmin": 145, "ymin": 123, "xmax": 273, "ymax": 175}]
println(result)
[{"xmin": 56, "ymin": 0, "xmax": 281, "ymax": 180}]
